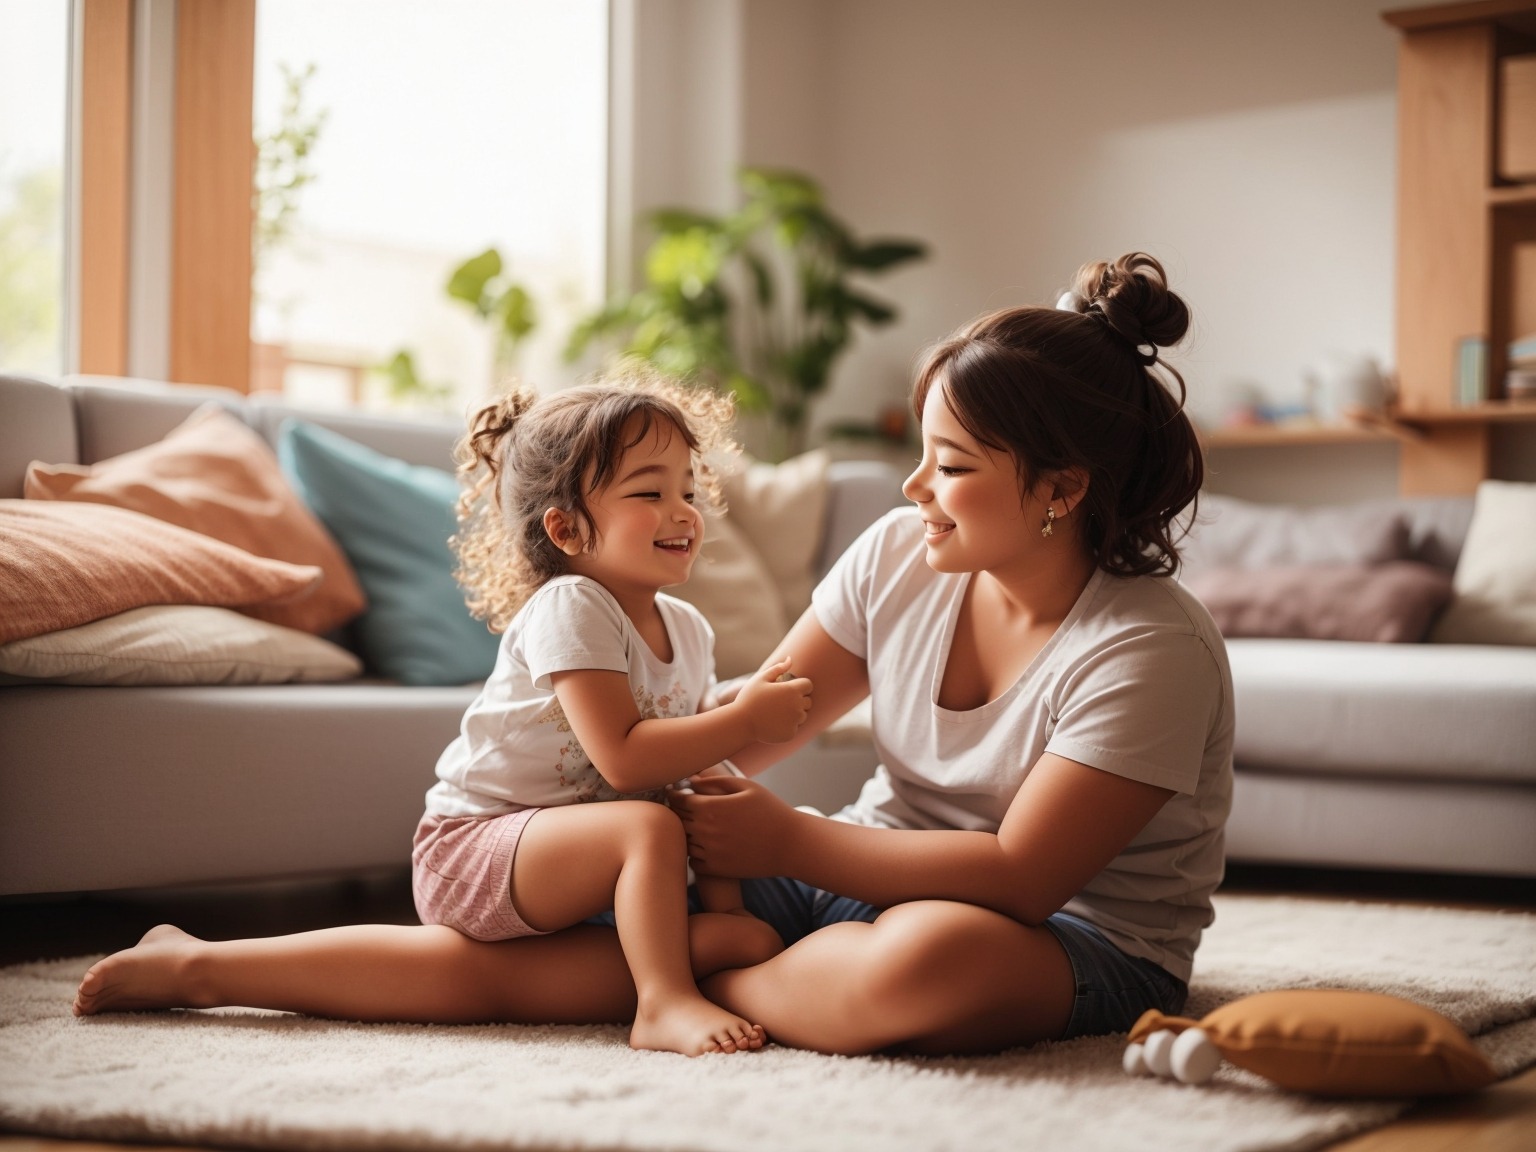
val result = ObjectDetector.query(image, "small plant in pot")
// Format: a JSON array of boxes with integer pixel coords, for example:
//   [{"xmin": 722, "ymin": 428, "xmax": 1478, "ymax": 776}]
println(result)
[{"xmin": 566, "ymin": 167, "xmax": 927, "ymax": 460}]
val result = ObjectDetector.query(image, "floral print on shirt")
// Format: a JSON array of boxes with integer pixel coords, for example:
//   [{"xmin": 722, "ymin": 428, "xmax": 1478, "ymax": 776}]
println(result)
[{"xmin": 537, "ymin": 680, "xmax": 692, "ymax": 804}]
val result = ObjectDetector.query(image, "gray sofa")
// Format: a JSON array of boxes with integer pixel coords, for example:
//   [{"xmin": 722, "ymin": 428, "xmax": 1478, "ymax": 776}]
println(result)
[
  {"xmin": 3, "ymin": 372, "xmax": 1533, "ymax": 896},
  {"xmin": 0, "ymin": 372, "xmax": 902, "ymax": 896}
]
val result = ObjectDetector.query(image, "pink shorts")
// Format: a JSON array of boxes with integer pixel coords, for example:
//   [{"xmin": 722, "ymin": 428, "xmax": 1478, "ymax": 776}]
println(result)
[{"xmin": 411, "ymin": 809, "xmax": 548, "ymax": 941}]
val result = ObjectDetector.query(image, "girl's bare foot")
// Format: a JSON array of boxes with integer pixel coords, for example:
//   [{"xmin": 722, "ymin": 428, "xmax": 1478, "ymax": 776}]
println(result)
[
  {"xmin": 73, "ymin": 924, "xmax": 209, "ymax": 1016},
  {"xmin": 629, "ymin": 993, "xmax": 767, "ymax": 1056}
]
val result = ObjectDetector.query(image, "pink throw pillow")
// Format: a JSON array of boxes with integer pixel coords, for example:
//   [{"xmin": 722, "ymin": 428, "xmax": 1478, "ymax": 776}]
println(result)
[
  {"xmin": 0, "ymin": 501, "xmax": 323, "ymax": 645},
  {"xmin": 1182, "ymin": 562, "xmax": 1454, "ymax": 643},
  {"xmin": 24, "ymin": 406, "xmax": 366, "ymax": 635}
]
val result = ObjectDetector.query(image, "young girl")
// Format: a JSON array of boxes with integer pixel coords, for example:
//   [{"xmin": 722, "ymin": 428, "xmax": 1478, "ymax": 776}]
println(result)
[
  {"xmin": 75, "ymin": 373, "xmax": 810, "ymax": 1058},
  {"xmin": 75, "ymin": 253, "xmax": 1230, "ymax": 1058}
]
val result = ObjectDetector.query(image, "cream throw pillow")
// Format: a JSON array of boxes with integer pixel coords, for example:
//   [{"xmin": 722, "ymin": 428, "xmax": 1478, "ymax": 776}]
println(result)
[
  {"xmin": 0, "ymin": 605, "xmax": 363, "ymax": 686},
  {"xmin": 1431, "ymin": 480, "xmax": 1536, "ymax": 646},
  {"xmin": 718, "ymin": 449, "xmax": 831, "ymax": 619},
  {"xmin": 669, "ymin": 512, "xmax": 789, "ymax": 679}
]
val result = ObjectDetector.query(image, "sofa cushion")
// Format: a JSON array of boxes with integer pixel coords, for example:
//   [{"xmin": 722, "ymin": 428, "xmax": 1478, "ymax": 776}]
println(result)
[
  {"xmin": 25, "ymin": 406, "xmax": 366, "ymax": 635},
  {"xmin": 718, "ymin": 449, "xmax": 830, "ymax": 619},
  {"xmin": 1183, "ymin": 562, "xmax": 1453, "ymax": 643},
  {"xmin": 0, "ymin": 605, "xmax": 361, "ymax": 686},
  {"xmin": 1225, "ymin": 638, "xmax": 1536, "ymax": 783},
  {"xmin": 279, "ymin": 420, "xmax": 499, "ymax": 686},
  {"xmin": 1430, "ymin": 480, "xmax": 1536, "ymax": 647},
  {"xmin": 0, "ymin": 374, "xmax": 76, "ymax": 499},
  {"xmin": 0, "ymin": 681, "xmax": 477, "ymax": 894},
  {"xmin": 1180, "ymin": 494, "xmax": 1408, "ymax": 578},
  {"xmin": 66, "ymin": 375, "xmax": 244, "ymax": 461},
  {"xmin": 0, "ymin": 500, "xmax": 322, "ymax": 644}
]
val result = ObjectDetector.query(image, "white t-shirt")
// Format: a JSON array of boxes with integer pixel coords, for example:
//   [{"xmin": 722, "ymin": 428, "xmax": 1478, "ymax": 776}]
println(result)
[
  {"xmin": 425, "ymin": 575, "xmax": 717, "ymax": 819},
  {"xmin": 813, "ymin": 509, "xmax": 1234, "ymax": 983}
]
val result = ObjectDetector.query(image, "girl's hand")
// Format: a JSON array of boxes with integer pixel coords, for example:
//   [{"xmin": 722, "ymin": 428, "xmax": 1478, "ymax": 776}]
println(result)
[
  {"xmin": 671, "ymin": 775, "xmax": 799, "ymax": 878},
  {"xmin": 732, "ymin": 656, "xmax": 813, "ymax": 743}
]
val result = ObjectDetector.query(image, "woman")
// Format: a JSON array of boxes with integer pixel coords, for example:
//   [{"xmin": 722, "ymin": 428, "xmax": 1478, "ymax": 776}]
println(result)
[{"xmin": 75, "ymin": 252, "xmax": 1232, "ymax": 1056}]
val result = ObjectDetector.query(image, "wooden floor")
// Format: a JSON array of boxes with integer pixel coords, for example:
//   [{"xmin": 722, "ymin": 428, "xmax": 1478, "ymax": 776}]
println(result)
[{"xmin": 1, "ymin": 864, "xmax": 1532, "ymax": 1152}]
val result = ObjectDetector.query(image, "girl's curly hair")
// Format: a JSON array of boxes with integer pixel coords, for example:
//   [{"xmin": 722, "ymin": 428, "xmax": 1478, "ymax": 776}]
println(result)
[{"xmin": 453, "ymin": 363, "xmax": 738, "ymax": 631}]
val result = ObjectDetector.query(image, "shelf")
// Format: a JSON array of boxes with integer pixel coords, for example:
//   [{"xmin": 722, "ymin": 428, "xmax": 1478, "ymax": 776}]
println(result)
[
  {"xmin": 1488, "ymin": 184, "xmax": 1536, "ymax": 207},
  {"xmin": 1200, "ymin": 400, "xmax": 1536, "ymax": 449},
  {"xmin": 1199, "ymin": 422, "xmax": 1401, "ymax": 448},
  {"xmin": 1392, "ymin": 398, "xmax": 1536, "ymax": 424}
]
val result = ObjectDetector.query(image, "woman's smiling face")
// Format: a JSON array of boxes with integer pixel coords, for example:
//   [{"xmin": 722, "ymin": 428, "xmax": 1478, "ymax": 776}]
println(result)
[{"xmin": 901, "ymin": 379, "xmax": 1043, "ymax": 574}]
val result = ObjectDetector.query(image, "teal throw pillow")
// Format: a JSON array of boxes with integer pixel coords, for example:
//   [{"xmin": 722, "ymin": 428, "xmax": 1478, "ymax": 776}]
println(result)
[{"xmin": 279, "ymin": 420, "xmax": 499, "ymax": 686}]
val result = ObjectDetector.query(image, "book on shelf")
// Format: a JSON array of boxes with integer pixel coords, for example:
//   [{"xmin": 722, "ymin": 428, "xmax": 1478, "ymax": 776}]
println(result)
[{"xmin": 1456, "ymin": 336, "xmax": 1487, "ymax": 407}]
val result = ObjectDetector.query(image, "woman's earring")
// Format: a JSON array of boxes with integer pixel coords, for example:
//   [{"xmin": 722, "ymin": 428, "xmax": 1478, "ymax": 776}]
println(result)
[{"xmin": 1041, "ymin": 505, "xmax": 1056, "ymax": 538}]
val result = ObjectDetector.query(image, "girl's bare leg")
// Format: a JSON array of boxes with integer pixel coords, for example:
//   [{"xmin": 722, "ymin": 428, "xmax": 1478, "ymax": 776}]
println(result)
[
  {"xmin": 511, "ymin": 802, "xmax": 766, "ymax": 1055},
  {"xmin": 693, "ymin": 873, "xmax": 783, "ymax": 967},
  {"xmin": 701, "ymin": 900, "xmax": 1076, "ymax": 1056},
  {"xmin": 73, "ymin": 912, "xmax": 782, "ymax": 1023},
  {"xmin": 74, "ymin": 921, "xmax": 638, "ymax": 1024}
]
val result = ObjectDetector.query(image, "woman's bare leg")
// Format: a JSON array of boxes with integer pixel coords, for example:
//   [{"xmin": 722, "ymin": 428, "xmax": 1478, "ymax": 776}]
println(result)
[
  {"xmin": 510, "ymin": 802, "xmax": 765, "ymax": 1055},
  {"xmin": 74, "ymin": 921, "xmax": 638, "ymax": 1023},
  {"xmin": 701, "ymin": 900, "xmax": 1075, "ymax": 1056}
]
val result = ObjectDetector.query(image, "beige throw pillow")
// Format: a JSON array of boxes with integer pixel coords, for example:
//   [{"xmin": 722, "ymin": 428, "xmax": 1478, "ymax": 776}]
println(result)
[
  {"xmin": 0, "ymin": 605, "xmax": 363, "ymax": 686},
  {"xmin": 1431, "ymin": 480, "xmax": 1536, "ymax": 646},
  {"xmin": 718, "ymin": 449, "xmax": 830, "ymax": 619},
  {"xmin": 669, "ymin": 512, "xmax": 789, "ymax": 679}
]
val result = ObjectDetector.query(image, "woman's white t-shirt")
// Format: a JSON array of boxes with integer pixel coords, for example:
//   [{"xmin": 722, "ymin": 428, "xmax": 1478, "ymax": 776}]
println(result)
[
  {"xmin": 813, "ymin": 509, "xmax": 1234, "ymax": 983},
  {"xmin": 425, "ymin": 575, "xmax": 716, "ymax": 819}
]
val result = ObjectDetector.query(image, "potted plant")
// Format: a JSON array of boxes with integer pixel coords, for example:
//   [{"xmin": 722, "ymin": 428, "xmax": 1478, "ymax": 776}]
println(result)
[{"xmin": 566, "ymin": 167, "xmax": 926, "ymax": 459}]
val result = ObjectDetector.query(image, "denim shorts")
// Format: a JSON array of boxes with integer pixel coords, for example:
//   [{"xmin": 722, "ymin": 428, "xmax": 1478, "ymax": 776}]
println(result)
[{"xmin": 588, "ymin": 876, "xmax": 1187, "ymax": 1042}]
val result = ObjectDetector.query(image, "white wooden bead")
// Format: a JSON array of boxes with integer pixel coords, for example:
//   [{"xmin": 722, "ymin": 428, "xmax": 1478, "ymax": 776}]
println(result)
[
  {"xmin": 1144, "ymin": 1029, "xmax": 1176, "ymax": 1077},
  {"xmin": 1122, "ymin": 1041, "xmax": 1149, "ymax": 1076},
  {"xmin": 1170, "ymin": 1028, "xmax": 1222, "ymax": 1085}
]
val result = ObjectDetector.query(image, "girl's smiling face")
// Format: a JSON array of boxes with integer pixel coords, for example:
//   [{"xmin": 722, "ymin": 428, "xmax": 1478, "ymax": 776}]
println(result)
[
  {"xmin": 902, "ymin": 379, "xmax": 1052, "ymax": 574},
  {"xmin": 553, "ymin": 415, "xmax": 703, "ymax": 596}
]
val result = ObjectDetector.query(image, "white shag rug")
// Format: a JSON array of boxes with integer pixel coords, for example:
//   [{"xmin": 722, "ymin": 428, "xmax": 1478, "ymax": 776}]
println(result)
[{"xmin": 2, "ymin": 895, "xmax": 1535, "ymax": 1152}]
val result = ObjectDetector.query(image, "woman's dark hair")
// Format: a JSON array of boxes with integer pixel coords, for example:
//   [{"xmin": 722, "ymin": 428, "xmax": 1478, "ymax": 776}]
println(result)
[
  {"xmin": 912, "ymin": 252, "xmax": 1203, "ymax": 577},
  {"xmin": 452, "ymin": 364, "xmax": 736, "ymax": 630}
]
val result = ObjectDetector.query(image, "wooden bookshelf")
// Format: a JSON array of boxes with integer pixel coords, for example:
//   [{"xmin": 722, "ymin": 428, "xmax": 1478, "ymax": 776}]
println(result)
[{"xmin": 1383, "ymin": 0, "xmax": 1536, "ymax": 494}]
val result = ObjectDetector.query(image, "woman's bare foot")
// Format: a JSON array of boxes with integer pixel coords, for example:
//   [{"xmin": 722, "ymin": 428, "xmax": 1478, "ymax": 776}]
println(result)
[
  {"xmin": 687, "ymin": 911, "xmax": 783, "ymax": 978},
  {"xmin": 629, "ymin": 993, "xmax": 767, "ymax": 1056},
  {"xmin": 73, "ymin": 924, "xmax": 210, "ymax": 1016}
]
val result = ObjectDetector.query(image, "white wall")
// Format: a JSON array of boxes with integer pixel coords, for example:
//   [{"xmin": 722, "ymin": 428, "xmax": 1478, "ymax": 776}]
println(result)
[{"xmin": 625, "ymin": 0, "xmax": 1536, "ymax": 496}]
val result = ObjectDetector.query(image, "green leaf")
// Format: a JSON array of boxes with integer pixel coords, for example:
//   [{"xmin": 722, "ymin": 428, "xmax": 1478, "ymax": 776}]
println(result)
[
  {"xmin": 846, "ymin": 240, "xmax": 927, "ymax": 271},
  {"xmin": 497, "ymin": 284, "xmax": 537, "ymax": 344},
  {"xmin": 650, "ymin": 208, "xmax": 723, "ymax": 235},
  {"xmin": 446, "ymin": 248, "xmax": 503, "ymax": 310},
  {"xmin": 645, "ymin": 229, "xmax": 723, "ymax": 298},
  {"xmin": 843, "ymin": 290, "xmax": 897, "ymax": 324},
  {"xmin": 744, "ymin": 251, "xmax": 775, "ymax": 308}
]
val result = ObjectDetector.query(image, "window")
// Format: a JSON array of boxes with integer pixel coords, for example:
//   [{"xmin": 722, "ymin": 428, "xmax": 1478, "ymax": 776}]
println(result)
[
  {"xmin": 251, "ymin": 0, "xmax": 608, "ymax": 412},
  {"xmin": 0, "ymin": 0, "xmax": 70, "ymax": 376}
]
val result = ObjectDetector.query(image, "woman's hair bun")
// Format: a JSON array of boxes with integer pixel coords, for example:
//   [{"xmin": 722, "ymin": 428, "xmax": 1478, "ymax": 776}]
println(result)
[{"xmin": 1071, "ymin": 252, "xmax": 1189, "ymax": 353}]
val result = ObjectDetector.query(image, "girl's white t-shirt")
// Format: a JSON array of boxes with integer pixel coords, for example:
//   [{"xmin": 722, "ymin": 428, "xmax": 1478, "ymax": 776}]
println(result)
[
  {"xmin": 425, "ymin": 575, "xmax": 716, "ymax": 819},
  {"xmin": 813, "ymin": 508, "xmax": 1234, "ymax": 983}
]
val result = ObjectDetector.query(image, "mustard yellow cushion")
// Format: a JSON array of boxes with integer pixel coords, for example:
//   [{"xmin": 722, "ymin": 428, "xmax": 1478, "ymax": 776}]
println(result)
[{"xmin": 1131, "ymin": 989, "xmax": 1498, "ymax": 1097}]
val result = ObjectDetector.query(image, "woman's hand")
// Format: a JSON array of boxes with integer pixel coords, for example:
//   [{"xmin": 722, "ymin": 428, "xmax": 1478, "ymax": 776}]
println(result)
[{"xmin": 670, "ymin": 775, "xmax": 801, "ymax": 879}]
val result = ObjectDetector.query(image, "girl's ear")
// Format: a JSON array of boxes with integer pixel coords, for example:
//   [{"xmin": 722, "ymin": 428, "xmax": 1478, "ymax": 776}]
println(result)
[{"xmin": 543, "ymin": 507, "xmax": 584, "ymax": 557}]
